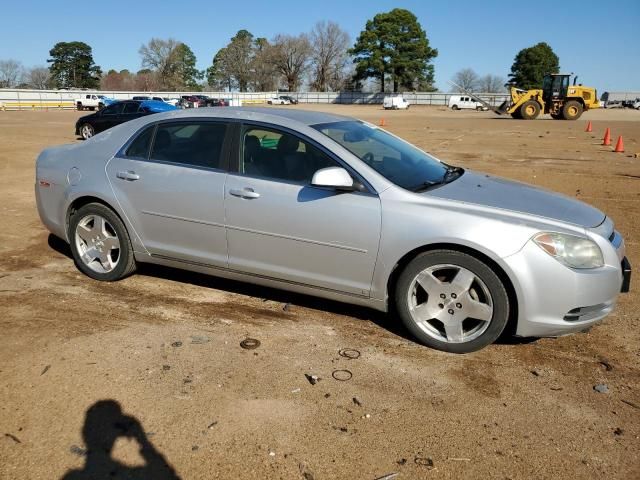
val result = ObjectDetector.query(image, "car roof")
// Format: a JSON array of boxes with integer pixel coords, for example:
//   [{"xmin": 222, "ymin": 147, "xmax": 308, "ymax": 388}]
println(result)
[{"xmin": 143, "ymin": 106, "xmax": 351, "ymax": 127}]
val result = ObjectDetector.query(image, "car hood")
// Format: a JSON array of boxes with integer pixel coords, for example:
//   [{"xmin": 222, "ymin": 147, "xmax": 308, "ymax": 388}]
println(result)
[{"xmin": 426, "ymin": 170, "xmax": 605, "ymax": 228}]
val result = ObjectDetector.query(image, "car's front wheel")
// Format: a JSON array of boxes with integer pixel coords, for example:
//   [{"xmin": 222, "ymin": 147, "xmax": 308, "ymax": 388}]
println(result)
[
  {"xmin": 395, "ymin": 250, "xmax": 510, "ymax": 353},
  {"xmin": 80, "ymin": 124, "xmax": 94, "ymax": 140},
  {"xmin": 68, "ymin": 203, "xmax": 137, "ymax": 281}
]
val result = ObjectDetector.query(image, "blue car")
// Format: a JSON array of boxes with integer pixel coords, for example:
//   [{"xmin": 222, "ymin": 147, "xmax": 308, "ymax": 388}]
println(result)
[{"xmin": 75, "ymin": 100, "xmax": 178, "ymax": 140}]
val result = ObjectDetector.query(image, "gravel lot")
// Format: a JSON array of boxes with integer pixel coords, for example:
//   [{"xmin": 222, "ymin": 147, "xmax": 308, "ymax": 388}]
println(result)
[{"xmin": 1, "ymin": 106, "xmax": 639, "ymax": 479}]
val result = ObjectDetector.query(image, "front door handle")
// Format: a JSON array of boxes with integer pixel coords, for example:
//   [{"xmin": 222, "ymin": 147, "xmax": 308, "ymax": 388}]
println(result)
[
  {"xmin": 229, "ymin": 188, "xmax": 260, "ymax": 199},
  {"xmin": 116, "ymin": 170, "xmax": 140, "ymax": 181}
]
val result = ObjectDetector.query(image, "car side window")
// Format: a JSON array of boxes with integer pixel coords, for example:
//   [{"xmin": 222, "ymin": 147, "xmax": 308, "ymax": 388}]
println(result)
[
  {"xmin": 125, "ymin": 127, "xmax": 154, "ymax": 159},
  {"xmin": 149, "ymin": 121, "xmax": 228, "ymax": 169},
  {"xmin": 102, "ymin": 104, "xmax": 123, "ymax": 115},
  {"xmin": 123, "ymin": 102, "xmax": 140, "ymax": 114},
  {"xmin": 241, "ymin": 126, "xmax": 337, "ymax": 183}
]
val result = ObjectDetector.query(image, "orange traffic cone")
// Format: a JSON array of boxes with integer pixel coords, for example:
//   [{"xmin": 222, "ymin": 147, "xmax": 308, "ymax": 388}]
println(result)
[
  {"xmin": 602, "ymin": 127, "xmax": 611, "ymax": 146},
  {"xmin": 614, "ymin": 136, "xmax": 624, "ymax": 153},
  {"xmin": 379, "ymin": 118, "xmax": 386, "ymax": 127},
  {"xmin": 585, "ymin": 121, "xmax": 592, "ymax": 132}
]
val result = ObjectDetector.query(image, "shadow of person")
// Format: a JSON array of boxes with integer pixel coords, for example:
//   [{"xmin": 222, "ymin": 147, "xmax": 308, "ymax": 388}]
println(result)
[{"xmin": 61, "ymin": 400, "xmax": 181, "ymax": 480}]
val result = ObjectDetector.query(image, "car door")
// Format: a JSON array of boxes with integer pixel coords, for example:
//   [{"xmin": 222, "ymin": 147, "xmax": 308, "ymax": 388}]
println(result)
[
  {"xmin": 106, "ymin": 119, "xmax": 231, "ymax": 267},
  {"xmin": 120, "ymin": 101, "xmax": 146, "ymax": 124},
  {"xmin": 224, "ymin": 123, "xmax": 381, "ymax": 297},
  {"xmin": 95, "ymin": 103, "xmax": 125, "ymax": 132}
]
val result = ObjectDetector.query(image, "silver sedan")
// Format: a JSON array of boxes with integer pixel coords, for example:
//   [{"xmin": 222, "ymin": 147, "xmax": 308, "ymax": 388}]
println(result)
[{"xmin": 35, "ymin": 108, "xmax": 631, "ymax": 353}]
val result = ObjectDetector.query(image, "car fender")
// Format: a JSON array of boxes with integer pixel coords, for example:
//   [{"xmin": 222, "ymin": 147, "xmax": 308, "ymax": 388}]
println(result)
[{"xmin": 369, "ymin": 187, "xmax": 582, "ymax": 306}]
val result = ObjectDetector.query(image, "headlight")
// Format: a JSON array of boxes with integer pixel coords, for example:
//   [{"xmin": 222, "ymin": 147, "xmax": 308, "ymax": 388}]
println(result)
[{"xmin": 533, "ymin": 232, "xmax": 604, "ymax": 269}]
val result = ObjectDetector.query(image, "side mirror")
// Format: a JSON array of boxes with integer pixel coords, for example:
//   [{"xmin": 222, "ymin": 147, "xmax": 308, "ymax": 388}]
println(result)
[{"xmin": 311, "ymin": 167, "xmax": 355, "ymax": 191}]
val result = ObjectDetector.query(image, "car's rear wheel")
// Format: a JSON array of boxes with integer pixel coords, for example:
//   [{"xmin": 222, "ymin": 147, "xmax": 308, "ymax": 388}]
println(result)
[
  {"xmin": 68, "ymin": 203, "xmax": 136, "ymax": 281},
  {"xmin": 452, "ymin": 105, "xmax": 459, "ymax": 110},
  {"xmin": 395, "ymin": 250, "xmax": 510, "ymax": 353},
  {"xmin": 80, "ymin": 124, "xmax": 94, "ymax": 140}
]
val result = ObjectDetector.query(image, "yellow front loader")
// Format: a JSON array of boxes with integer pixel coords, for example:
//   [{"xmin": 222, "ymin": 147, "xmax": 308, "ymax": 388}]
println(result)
[{"xmin": 497, "ymin": 73, "xmax": 599, "ymax": 120}]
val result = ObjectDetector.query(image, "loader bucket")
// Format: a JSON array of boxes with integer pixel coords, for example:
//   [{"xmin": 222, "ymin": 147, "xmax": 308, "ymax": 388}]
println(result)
[{"xmin": 495, "ymin": 100, "xmax": 511, "ymax": 115}]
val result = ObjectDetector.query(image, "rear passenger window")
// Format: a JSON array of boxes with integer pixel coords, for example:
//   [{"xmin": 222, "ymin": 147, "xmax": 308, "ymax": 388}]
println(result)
[
  {"xmin": 126, "ymin": 127, "xmax": 154, "ymax": 159},
  {"xmin": 150, "ymin": 122, "xmax": 227, "ymax": 169},
  {"xmin": 123, "ymin": 102, "xmax": 141, "ymax": 114}
]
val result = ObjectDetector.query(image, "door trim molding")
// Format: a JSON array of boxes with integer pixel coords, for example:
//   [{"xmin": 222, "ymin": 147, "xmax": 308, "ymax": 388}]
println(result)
[
  {"xmin": 226, "ymin": 223, "xmax": 368, "ymax": 253},
  {"xmin": 141, "ymin": 210, "xmax": 225, "ymax": 228}
]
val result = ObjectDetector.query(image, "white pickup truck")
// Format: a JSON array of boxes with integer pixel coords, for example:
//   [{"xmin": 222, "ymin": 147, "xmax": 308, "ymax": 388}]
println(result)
[{"xmin": 75, "ymin": 94, "xmax": 114, "ymax": 111}]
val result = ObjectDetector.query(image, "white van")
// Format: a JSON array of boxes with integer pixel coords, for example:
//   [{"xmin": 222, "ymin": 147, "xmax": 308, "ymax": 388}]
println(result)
[
  {"xmin": 448, "ymin": 95, "xmax": 488, "ymax": 111},
  {"xmin": 383, "ymin": 95, "xmax": 410, "ymax": 110}
]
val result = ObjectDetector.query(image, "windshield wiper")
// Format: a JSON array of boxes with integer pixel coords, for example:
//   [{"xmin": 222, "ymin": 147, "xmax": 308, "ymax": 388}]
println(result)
[
  {"xmin": 411, "ymin": 180, "xmax": 441, "ymax": 192},
  {"xmin": 411, "ymin": 166, "xmax": 464, "ymax": 193},
  {"xmin": 442, "ymin": 166, "xmax": 464, "ymax": 183}
]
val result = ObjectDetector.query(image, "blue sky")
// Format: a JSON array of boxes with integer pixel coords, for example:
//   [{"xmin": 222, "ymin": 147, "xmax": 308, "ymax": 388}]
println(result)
[{"xmin": 2, "ymin": 0, "xmax": 639, "ymax": 91}]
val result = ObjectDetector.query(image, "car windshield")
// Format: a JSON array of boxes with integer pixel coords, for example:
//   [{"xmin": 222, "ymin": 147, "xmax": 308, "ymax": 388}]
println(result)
[{"xmin": 312, "ymin": 120, "xmax": 460, "ymax": 191}]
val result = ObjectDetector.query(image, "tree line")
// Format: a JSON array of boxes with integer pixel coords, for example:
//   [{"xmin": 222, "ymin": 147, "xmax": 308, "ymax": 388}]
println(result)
[
  {"xmin": 0, "ymin": 8, "xmax": 559, "ymax": 94},
  {"xmin": 451, "ymin": 43, "xmax": 560, "ymax": 93}
]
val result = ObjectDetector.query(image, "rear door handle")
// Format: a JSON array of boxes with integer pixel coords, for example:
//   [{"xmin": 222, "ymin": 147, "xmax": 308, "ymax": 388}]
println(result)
[
  {"xmin": 229, "ymin": 188, "xmax": 260, "ymax": 199},
  {"xmin": 116, "ymin": 170, "xmax": 140, "ymax": 181}
]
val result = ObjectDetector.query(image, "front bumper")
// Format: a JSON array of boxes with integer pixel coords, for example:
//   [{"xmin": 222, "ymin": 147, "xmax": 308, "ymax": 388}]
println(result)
[{"xmin": 504, "ymin": 235, "xmax": 629, "ymax": 338}]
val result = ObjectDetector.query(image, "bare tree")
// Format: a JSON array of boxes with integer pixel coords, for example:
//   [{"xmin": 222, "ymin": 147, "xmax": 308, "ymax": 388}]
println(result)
[
  {"xmin": 477, "ymin": 74, "xmax": 506, "ymax": 93},
  {"xmin": 139, "ymin": 38, "xmax": 180, "ymax": 89},
  {"xmin": 27, "ymin": 67, "xmax": 51, "ymax": 89},
  {"xmin": 134, "ymin": 69, "xmax": 161, "ymax": 91},
  {"xmin": 451, "ymin": 68, "xmax": 479, "ymax": 92},
  {"xmin": 223, "ymin": 30, "xmax": 255, "ymax": 92},
  {"xmin": 251, "ymin": 37, "xmax": 277, "ymax": 92},
  {"xmin": 309, "ymin": 21, "xmax": 350, "ymax": 91},
  {"xmin": 271, "ymin": 34, "xmax": 312, "ymax": 92},
  {"xmin": 0, "ymin": 59, "xmax": 23, "ymax": 88}
]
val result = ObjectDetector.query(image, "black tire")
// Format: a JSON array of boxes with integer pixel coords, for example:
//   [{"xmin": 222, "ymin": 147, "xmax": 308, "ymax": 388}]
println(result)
[
  {"xmin": 394, "ymin": 250, "xmax": 510, "ymax": 353},
  {"xmin": 68, "ymin": 203, "xmax": 137, "ymax": 281},
  {"xmin": 452, "ymin": 105, "xmax": 459, "ymax": 110},
  {"xmin": 561, "ymin": 100, "xmax": 583, "ymax": 120},
  {"xmin": 520, "ymin": 100, "xmax": 541, "ymax": 120},
  {"xmin": 476, "ymin": 106, "xmax": 482, "ymax": 111},
  {"xmin": 76, "ymin": 102, "xmax": 83, "ymax": 111},
  {"xmin": 80, "ymin": 123, "xmax": 94, "ymax": 140}
]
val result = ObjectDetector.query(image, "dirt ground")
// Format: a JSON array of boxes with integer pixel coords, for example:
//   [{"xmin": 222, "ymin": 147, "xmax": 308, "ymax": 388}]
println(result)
[{"xmin": 0, "ymin": 105, "xmax": 639, "ymax": 480}]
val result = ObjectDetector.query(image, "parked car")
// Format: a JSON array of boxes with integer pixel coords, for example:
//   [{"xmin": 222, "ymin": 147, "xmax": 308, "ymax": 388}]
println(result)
[
  {"xmin": 267, "ymin": 96, "xmax": 291, "ymax": 105},
  {"xmin": 179, "ymin": 95, "xmax": 206, "ymax": 108},
  {"xmin": 279, "ymin": 95, "xmax": 298, "ymax": 105},
  {"xmin": 38, "ymin": 108, "xmax": 630, "ymax": 353},
  {"xmin": 133, "ymin": 96, "xmax": 180, "ymax": 107},
  {"xmin": 74, "ymin": 100, "xmax": 177, "ymax": 140},
  {"xmin": 207, "ymin": 98, "xmax": 229, "ymax": 107},
  {"xmin": 75, "ymin": 94, "xmax": 116, "ymax": 111},
  {"xmin": 448, "ymin": 95, "xmax": 488, "ymax": 111},
  {"xmin": 383, "ymin": 95, "xmax": 410, "ymax": 110}
]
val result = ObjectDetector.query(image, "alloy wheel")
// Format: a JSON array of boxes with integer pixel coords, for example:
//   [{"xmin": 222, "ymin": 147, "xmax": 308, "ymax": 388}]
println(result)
[
  {"xmin": 74, "ymin": 214, "xmax": 120, "ymax": 273},
  {"xmin": 407, "ymin": 264, "xmax": 494, "ymax": 343},
  {"xmin": 81, "ymin": 124, "xmax": 93, "ymax": 139}
]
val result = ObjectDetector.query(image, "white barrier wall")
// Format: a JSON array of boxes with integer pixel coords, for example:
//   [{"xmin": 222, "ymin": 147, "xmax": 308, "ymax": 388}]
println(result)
[{"xmin": 0, "ymin": 88, "xmax": 510, "ymax": 110}]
